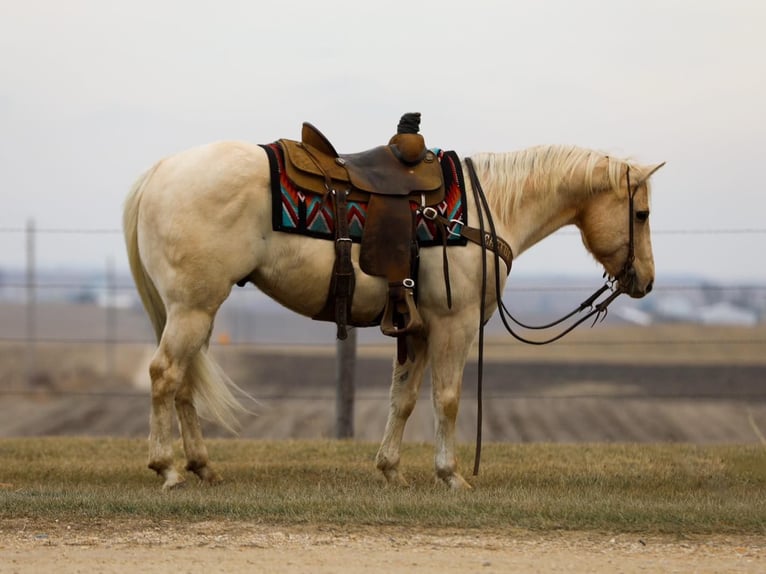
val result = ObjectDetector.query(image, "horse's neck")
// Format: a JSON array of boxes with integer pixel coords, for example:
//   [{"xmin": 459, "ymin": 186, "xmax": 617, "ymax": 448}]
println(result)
[
  {"xmin": 505, "ymin": 186, "xmax": 578, "ymax": 258},
  {"xmin": 479, "ymin": 148, "xmax": 608, "ymax": 258}
]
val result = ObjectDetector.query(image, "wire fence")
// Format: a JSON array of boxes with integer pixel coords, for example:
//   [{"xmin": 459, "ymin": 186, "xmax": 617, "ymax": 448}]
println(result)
[
  {"xmin": 0, "ymin": 227, "xmax": 766, "ymax": 358},
  {"xmin": 1, "ymin": 224, "xmax": 765, "ymax": 407},
  {"xmin": 2, "ymin": 388, "xmax": 765, "ymax": 401},
  {"xmin": 2, "ymin": 224, "xmax": 766, "ymax": 347},
  {"xmin": 2, "ymin": 226, "xmax": 766, "ymax": 235}
]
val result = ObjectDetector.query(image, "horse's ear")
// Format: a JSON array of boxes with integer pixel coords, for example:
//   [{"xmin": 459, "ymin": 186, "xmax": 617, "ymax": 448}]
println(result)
[
  {"xmin": 634, "ymin": 161, "xmax": 666, "ymax": 187},
  {"xmin": 642, "ymin": 161, "xmax": 666, "ymax": 180}
]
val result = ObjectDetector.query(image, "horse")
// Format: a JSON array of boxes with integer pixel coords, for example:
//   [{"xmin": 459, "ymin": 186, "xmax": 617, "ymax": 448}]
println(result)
[{"xmin": 123, "ymin": 137, "xmax": 663, "ymax": 490}]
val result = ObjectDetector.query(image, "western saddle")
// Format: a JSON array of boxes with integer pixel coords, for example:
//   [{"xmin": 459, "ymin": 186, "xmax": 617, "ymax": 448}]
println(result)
[{"xmin": 278, "ymin": 113, "xmax": 444, "ymax": 359}]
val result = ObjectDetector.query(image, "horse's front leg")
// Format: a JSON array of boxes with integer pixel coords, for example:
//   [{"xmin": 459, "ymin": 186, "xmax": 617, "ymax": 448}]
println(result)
[
  {"xmin": 427, "ymin": 318, "xmax": 474, "ymax": 490},
  {"xmin": 375, "ymin": 335, "xmax": 428, "ymax": 486}
]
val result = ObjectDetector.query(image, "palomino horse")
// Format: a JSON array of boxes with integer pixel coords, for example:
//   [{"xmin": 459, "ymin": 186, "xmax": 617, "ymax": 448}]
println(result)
[{"xmin": 123, "ymin": 139, "xmax": 663, "ymax": 489}]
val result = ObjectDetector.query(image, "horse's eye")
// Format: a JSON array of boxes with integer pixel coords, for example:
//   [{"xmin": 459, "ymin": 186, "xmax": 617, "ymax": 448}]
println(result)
[{"xmin": 636, "ymin": 210, "xmax": 650, "ymax": 222}]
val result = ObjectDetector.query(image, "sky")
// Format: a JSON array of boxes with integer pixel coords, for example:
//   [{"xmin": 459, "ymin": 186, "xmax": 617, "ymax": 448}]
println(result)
[{"xmin": 1, "ymin": 0, "xmax": 765, "ymax": 283}]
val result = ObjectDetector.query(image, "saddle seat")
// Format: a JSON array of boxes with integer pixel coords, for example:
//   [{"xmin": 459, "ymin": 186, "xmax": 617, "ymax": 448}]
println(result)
[
  {"xmin": 280, "ymin": 122, "xmax": 444, "ymax": 204},
  {"xmin": 277, "ymin": 117, "xmax": 446, "ymax": 355}
]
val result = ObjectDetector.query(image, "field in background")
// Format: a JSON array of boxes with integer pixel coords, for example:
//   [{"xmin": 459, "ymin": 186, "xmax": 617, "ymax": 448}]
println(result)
[
  {"xmin": 2, "ymin": 300, "xmax": 765, "ymax": 363},
  {"xmin": 0, "ymin": 315, "xmax": 765, "ymax": 443}
]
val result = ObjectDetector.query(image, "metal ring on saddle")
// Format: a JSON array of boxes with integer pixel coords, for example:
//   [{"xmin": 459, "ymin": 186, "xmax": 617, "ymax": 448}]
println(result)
[
  {"xmin": 421, "ymin": 207, "xmax": 464, "ymax": 238},
  {"xmin": 421, "ymin": 206, "xmax": 438, "ymax": 220},
  {"xmin": 447, "ymin": 219, "xmax": 463, "ymax": 238}
]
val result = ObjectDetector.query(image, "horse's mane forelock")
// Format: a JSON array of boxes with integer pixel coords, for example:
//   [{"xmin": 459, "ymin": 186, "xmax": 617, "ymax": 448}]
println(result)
[{"xmin": 468, "ymin": 145, "xmax": 632, "ymax": 222}]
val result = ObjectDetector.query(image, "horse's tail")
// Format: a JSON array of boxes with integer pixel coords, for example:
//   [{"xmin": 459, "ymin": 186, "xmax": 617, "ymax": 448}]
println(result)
[
  {"xmin": 123, "ymin": 165, "xmax": 166, "ymax": 342},
  {"xmin": 123, "ymin": 165, "xmax": 248, "ymax": 433}
]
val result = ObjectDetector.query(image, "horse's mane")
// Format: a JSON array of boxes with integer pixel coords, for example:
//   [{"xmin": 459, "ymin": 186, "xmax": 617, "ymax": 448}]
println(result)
[{"xmin": 469, "ymin": 145, "xmax": 634, "ymax": 222}]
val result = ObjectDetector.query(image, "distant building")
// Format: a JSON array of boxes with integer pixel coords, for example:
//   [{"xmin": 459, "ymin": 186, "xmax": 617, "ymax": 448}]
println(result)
[{"xmin": 699, "ymin": 301, "xmax": 758, "ymax": 326}]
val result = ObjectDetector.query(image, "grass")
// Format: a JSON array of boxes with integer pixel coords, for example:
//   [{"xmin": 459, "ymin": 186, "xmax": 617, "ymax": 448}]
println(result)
[{"xmin": 1, "ymin": 438, "xmax": 765, "ymax": 535}]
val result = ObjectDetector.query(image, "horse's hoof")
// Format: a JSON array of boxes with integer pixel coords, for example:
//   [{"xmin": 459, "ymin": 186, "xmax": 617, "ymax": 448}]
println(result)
[
  {"xmin": 186, "ymin": 461, "xmax": 224, "ymax": 485},
  {"xmin": 161, "ymin": 469, "xmax": 186, "ymax": 490},
  {"xmin": 379, "ymin": 467, "xmax": 409, "ymax": 488},
  {"xmin": 197, "ymin": 466, "xmax": 224, "ymax": 486},
  {"xmin": 383, "ymin": 472, "xmax": 410, "ymax": 488},
  {"xmin": 438, "ymin": 473, "xmax": 473, "ymax": 490}
]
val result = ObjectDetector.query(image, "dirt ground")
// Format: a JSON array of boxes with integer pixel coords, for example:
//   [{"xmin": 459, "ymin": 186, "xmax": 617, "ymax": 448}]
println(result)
[{"xmin": 1, "ymin": 519, "xmax": 764, "ymax": 574}]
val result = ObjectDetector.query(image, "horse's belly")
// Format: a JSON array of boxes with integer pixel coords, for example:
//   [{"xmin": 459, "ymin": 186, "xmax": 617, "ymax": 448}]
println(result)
[{"xmin": 251, "ymin": 236, "xmax": 389, "ymax": 323}]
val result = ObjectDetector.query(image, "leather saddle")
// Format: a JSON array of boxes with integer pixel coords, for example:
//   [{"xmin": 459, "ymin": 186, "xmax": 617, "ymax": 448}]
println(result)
[
  {"xmin": 280, "ymin": 123, "xmax": 444, "ymax": 204},
  {"xmin": 277, "ymin": 115, "xmax": 445, "ymax": 354}
]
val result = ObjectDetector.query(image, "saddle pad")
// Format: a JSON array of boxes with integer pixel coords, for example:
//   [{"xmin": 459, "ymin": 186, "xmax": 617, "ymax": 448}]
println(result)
[{"xmin": 261, "ymin": 143, "xmax": 468, "ymax": 247}]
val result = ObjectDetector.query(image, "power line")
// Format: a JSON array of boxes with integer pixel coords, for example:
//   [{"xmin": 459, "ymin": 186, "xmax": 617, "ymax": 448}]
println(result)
[
  {"xmin": 654, "ymin": 228, "xmax": 766, "ymax": 236},
  {"xmin": 0, "ymin": 227, "xmax": 123, "ymax": 234},
  {"xmin": 0, "ymin": 335, "xmax": 764, "ymax": 347},
  {"xmin": 2, "ymin": 282, "xmax": 764, "ymax": 292},
  {"xmin": 502, "ymin": 284, "xmax": 766, "ymax": 293},
  {"xmin": 0, "ymin": 282, "xmax": 137, "ymax": 290},
  {"xmin": 1, "ymin": 388, "xmax": 764, "ymax": 401},
  {"xmin": 2, "ymin": 226, "xmax": 766, "ymax": 236}
]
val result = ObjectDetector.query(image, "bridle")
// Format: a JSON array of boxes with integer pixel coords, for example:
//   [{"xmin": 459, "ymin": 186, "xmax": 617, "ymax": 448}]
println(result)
[
  {"xmin": 466, "ymin": 159, "xmax": 639, "ymax": 344},
  {"xmin": 464, "ymin": 158, "xmax": 640, "ymax": 474}
]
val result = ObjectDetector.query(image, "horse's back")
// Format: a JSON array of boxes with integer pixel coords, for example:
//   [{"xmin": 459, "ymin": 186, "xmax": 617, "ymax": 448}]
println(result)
[{"xmin": 145, "ymin": 141, "xmax": 270, "ymax": 205}]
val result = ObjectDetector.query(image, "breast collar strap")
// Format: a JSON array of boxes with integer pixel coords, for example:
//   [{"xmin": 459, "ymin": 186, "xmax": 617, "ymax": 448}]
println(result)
[{"xmin": 420, "ymin": 206, "xmax": 514, "ymax": 273}]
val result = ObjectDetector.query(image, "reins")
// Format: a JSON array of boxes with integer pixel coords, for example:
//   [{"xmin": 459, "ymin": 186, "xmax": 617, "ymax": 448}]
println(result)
[{"xmin": 463, "ymin": 158, "xmax": 637, "ymax": 475}]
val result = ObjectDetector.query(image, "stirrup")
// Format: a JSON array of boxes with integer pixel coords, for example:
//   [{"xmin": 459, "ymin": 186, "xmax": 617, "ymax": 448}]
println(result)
[{"xmin": 380, "ymin": 279, "xmax": 424, "ymax": 337}]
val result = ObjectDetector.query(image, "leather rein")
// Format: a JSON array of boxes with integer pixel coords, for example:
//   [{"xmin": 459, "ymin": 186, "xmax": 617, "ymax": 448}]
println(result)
[{"xmin": 463, "ymin": 158, "xmax": 639, "ymax": 475}]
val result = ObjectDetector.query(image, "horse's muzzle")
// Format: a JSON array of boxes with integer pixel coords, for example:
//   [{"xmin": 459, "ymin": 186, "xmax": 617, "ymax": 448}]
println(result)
[
  {"xmin": 618, "ymin": 267, "xmax": 653, "ymax": 299},
  {"xmin": 623, "ymin": 278, "xmax": 653, "ymax": 298}
]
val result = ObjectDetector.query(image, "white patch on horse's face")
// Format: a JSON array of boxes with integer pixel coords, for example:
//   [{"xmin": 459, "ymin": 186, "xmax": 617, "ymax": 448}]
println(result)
[{"xmin": 578, "ymin": 182, "xmax": 655, "ymax": 298}]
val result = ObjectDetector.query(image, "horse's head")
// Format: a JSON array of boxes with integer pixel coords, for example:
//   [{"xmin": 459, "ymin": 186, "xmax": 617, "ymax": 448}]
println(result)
[{"xmin": 577, "ymin": 161, "xmax": 665, "ymax": 298}]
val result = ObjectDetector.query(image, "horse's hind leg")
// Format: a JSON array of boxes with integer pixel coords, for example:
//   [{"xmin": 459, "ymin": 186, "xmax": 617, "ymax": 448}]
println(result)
[
  {"xmin": 175, "ymin": 357, "xmax": 222, "ymax": 485},
  {"xmin": 148, "ymin": 306, "xmax": 215, "ymax": 489},
  {"xmin": 375, "ymin": 335, "xmax": 428, "ymax": 486}
]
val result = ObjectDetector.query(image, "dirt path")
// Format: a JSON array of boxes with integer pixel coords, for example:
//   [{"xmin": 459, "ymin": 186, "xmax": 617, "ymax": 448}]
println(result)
[{"xmin": 1, "ymin": 519, "xmax": 763, "ymax": 573}]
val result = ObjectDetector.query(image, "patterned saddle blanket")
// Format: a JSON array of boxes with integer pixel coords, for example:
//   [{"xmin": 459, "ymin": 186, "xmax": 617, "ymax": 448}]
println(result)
[{"xmin": 261, "ymin": 144, "xmax": 467, "ymax": 247}]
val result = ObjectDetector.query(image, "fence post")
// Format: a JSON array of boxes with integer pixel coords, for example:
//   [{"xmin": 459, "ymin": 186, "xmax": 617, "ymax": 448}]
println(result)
[
  {"xmin": 25, "ymin": 218, "xmax": 36, "ymax": 385},
  {"xmin": 335, "ymin": 328, "xmax": 356, "ymax": 438},
  {"xmin": 105, "ymin": 256, "xmax": 116, "ymax": 381}
]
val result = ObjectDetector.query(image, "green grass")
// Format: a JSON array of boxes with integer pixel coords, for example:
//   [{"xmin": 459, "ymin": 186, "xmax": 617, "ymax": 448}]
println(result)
[{"xmin": 1, "ymin": 438, "xmax": 765, "ymax": 535}]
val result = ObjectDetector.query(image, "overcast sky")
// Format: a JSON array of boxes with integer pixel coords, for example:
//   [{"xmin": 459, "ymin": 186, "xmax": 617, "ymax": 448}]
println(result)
[{"xmin": 1, "ymin": 0, "xmax": 764, "ymax": 283}]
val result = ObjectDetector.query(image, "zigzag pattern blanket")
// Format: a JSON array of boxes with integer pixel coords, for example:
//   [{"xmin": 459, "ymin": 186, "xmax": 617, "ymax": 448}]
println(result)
[{"xmin": 262, "ymin": 143, "xmax": 467, "ymax": 246}]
